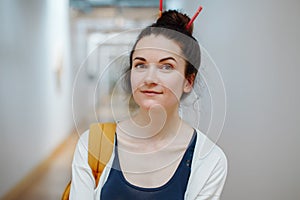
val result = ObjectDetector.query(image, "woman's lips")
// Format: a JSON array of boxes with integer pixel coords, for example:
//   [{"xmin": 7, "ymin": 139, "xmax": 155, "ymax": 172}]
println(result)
[{"xmin": 141, "ymin": 90, "xmax": 163, "ymax": 96}]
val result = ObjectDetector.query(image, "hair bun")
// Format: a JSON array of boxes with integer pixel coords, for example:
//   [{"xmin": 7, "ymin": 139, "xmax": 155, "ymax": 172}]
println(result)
[{"xmin": 154, "ymin": 10, "xmax": 193, "ymax": 36}]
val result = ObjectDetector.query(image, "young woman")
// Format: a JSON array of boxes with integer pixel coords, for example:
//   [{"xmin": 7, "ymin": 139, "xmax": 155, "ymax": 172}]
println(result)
[{"xmin": 70, "ymin": 10, "xmax": 227, "ymax": 200}]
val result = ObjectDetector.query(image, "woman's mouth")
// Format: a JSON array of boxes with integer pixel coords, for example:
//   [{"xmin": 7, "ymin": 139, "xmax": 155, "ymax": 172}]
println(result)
[{"xmin": 141, "ymin": 90, "xmax": 163, "ymax": 96}]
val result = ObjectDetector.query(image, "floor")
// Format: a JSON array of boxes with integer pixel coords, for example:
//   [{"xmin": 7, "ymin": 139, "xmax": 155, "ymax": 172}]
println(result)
[{"xmin": 13, "ymin": 133, "xmax": 79, "ymax": 200}]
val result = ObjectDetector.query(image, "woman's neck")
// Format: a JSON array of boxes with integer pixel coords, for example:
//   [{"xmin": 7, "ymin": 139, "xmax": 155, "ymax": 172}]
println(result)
[{"xmin": 120, "ymin": 104, "xmax": 183, "ymax": 144}]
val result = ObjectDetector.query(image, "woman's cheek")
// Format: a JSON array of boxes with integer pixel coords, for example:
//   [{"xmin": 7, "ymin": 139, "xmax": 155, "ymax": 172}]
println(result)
[{"xmin": 130, "ymin": 73, "xmax": 140, "ymax": 92}]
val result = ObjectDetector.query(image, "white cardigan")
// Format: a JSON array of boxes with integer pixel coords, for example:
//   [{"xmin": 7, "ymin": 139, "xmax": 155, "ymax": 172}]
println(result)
[{"xmin": 70, "ymin": 129, "xmax": 227, "ymax": 200}]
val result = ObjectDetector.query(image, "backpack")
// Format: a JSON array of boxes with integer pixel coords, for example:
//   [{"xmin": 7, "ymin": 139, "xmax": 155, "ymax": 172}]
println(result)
[{"xmin": 61, "ymin": 123, "xmax": 116, "ymax": 200}]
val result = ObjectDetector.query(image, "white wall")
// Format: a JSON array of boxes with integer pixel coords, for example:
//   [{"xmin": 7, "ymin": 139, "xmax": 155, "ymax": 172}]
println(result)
[
  {"xmin": 0, "ymin": 0, "xmax": 73, "ymax": 197},
  {"xmin": 182, "ymin": 0, "xmax": 300, "ymax": 199}
]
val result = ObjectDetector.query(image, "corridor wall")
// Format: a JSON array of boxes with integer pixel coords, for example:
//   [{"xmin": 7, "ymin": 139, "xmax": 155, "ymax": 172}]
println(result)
[{"xmin": 0, "ymin": 0, "xmax": 73, "ymax": 197}]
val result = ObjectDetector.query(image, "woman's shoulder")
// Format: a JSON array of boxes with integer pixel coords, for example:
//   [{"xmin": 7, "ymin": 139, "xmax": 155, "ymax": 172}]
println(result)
[
  {"xmin": 72, "ymin": 129, "xmax": 90, "ymax": 165},
  {"xmin": 76, "ymin": 129, "xmax": 90, "ymax": 148},
  {"xmin": 186, "ymin": 129, "xmax": 227, "ymax": 199},
  {"xmin": 194, "ymin": 129, "xmax": 227, "ymax": 166}
]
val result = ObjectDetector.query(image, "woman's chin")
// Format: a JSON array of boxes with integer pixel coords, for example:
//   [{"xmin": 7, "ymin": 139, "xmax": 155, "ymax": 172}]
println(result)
[{"xmin": 139, "ymin": 102, "xmax": 164, "ymax": 111}]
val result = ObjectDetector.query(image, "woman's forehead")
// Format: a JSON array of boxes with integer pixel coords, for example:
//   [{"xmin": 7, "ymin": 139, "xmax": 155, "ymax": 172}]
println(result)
[{"xmin": 134, "ymin": 35, "xmax": 182, "ymax": 57}]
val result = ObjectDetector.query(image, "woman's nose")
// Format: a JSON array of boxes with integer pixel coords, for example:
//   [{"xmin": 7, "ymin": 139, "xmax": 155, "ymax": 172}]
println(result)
[{"xmin": 144, "ymin": 65, "xmax": 158, "ymax": 85}]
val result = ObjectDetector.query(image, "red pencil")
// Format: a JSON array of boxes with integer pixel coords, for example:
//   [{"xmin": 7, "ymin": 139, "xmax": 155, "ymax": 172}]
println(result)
[
  {"xmin": 186, "ymin": 6, "xmax": 203, "ymax": 30},
  {"xmin": 159, "ymin": 0, "xmax": 163, "ymax": 17}
]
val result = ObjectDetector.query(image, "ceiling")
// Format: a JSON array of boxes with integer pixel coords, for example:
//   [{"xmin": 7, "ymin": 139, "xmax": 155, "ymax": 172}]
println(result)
[{"xmin": 70, "ymin": 0, "xmax": 160, "ymax": 11}]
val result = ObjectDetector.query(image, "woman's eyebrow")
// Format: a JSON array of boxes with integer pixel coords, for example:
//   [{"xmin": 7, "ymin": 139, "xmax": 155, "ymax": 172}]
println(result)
[
  {"xmin": 133, "ymin": 56, "xmax": 177, "ymax": 63},
  {"xmin": 133, "ymin": 57, "xmax": 146, "ymax": 61},
  {"xmin": 159, "ymin": 57, "xmax": 177, "ymax": 63}
]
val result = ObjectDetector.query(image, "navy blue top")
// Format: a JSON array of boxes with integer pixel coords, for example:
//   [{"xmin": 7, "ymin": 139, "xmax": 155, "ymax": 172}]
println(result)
[{"xmin": 100, "ymin": 130, "xmax": 197, "ymax": 200}]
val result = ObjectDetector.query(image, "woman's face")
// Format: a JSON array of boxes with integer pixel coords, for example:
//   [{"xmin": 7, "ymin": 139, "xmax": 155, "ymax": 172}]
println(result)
[{"xmin": 130, "ymin": 34, "xmax": 193, "ymax": 112}]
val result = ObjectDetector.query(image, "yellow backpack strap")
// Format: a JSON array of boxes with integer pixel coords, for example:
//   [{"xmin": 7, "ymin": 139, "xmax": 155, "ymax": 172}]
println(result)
[{"xmin": 88, "ymin": 123, "xmax": 116, "ymax": 188}]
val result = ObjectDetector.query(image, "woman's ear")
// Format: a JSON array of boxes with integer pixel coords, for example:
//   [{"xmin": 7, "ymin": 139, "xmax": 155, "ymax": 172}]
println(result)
[{"xmin": 183, "ymin": 73, "xmax": 195, "ymax": 93}]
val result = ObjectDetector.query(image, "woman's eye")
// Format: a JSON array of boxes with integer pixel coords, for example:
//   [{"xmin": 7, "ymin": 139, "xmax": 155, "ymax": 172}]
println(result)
[
  {"xmin": 161, "ymin": 64, "xmax": 173, "ymax": 70},
  {"xmin": 134, "ymin": 63, "xmax": 147, "ymax": 69}
]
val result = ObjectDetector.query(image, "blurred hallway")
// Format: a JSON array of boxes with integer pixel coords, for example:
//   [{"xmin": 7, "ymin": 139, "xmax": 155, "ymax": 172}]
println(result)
[
  {"xmin": 3, "ymin": 132, "xmax": 78, "ymax": 200},
  {"xmin": 1, "ymin": 0, "xmax": 300, "ymax": 200}
]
